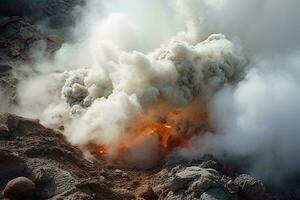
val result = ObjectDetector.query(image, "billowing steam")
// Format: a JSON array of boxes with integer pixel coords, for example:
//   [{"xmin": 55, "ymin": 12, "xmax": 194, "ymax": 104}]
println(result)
[
  {"xmin": 176, "ymin": 0, "xmax": 300, "ymax": 183},
  {"xmin": 209, "ymin": 54, "xmax": 300, "ymax": 183},
  {"xmin": 10, "ymin": 0, "xmax": 300, "ymax": 181}
]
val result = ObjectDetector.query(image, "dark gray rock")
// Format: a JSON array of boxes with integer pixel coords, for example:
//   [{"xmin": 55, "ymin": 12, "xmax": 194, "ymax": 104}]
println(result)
[
  {"xmin": 0, "ymin": 64, "xmax": 17, "ymax": 103},
  {"xmin": 199, "ymin": 160, "xmax": 222, "ymax": 171},
  {"xmin": 0, "ymin": 16, "xmax": 63, "ymax": 63},
  {"xmin": 0, "ymin": 113, "xmax": 46, "ymax": 137},
  {"xmin": 3, "ymin": 176, "xmax": 36, "ymax": 199},
  {"xmin": 0, "ymin": 0, "xmax": 85, "ymax": 27},
  {"xmin": 33, "ymin": 164, "xmax": 78, "ymax": 199},
  {"xmin": 234, "ymin": 174, "xmax": 270, "ymax": 200},
  {"xmin": 163, "ymin": 166, "xmax": 237, "ymax": 200},
  {"xmin": 0, "ymin": 150, "xmax": 27, "ymax": 182},
  {"xmin": 33, "ymin": 167, "xmax": 52, "ymax": 184},
  {"xmin": 0, "ymin": 124, "xmax": 9, "ymax": 137},
  {"xmin": 200, "ymin": 188, "xmax": 230, "ymax": 200},
  {"xmin": 0, "ymin": 64, "xmax": 12, "ymax": 74},
  {"xmin": 164, "ymin": 191, "xmax": 186, "ymax": 200}
]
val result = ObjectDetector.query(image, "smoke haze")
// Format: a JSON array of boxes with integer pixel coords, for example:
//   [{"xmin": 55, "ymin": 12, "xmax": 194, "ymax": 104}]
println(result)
[{"xmin": 8, "ymin": 0, "xmax": 300, "ymax": 181}]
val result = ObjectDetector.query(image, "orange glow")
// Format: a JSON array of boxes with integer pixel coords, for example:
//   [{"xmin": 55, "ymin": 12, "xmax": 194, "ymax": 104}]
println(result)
[
  {"xmin": 192, "ymin": 112, "xmax": 209, "ymax": 121},
  {"xmin": 98, "ymin": 145, "xmax": 107, "ymax": 155},
  {"xmin": 94, "ymin": 98, "xmax": 209, "ymax": 164},
  {"xmin": 139, "ymin": 123, "xmax": 172, "ymax": 149}
]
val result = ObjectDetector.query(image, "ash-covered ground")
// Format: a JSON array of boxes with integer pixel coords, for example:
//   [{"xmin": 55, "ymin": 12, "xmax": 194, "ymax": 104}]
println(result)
[{"xmin": 1, "ymin": 1, "xmax": 300, "ymax": 200}]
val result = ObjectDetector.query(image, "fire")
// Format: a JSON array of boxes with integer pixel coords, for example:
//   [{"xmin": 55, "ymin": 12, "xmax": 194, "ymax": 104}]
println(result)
[
  {"xmin": 98, "ymin": 145, "xmax": 107, "ymax": 155},
  {"xmin": 140, "ymin": 123, "xmax": 172, "ymax": 149},
  {"xmin": 93, "ymin": 98, "xmax": 209, "ymax": 166}
]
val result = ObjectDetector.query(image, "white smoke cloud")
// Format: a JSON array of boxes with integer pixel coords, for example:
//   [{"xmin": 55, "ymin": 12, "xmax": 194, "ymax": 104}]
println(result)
[
  {"xmin": 177, "ymin": 0, "xmax": 300, "ymax": 55},
  {"xmin": 15, "ymin": 4, "xmax": 243, "ymax": 171},
  {"xmin": 201, "ymin": 53, "xmax": 300, "ymax": 183},
  {"xmin": 65, "ymin": 91, "xmax": 142, "ymax": 145},
  {"xmin": 175, "ymin": 0, "xmax": 300, "ymax": 182},
  {"xmin": 56, "ymin": 34, "xmax": 243, "ymax": 148}
]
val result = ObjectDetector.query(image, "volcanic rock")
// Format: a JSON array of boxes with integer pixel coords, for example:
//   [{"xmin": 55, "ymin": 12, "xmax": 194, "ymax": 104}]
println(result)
[
  {"xmin": 32, "ymin": 167, "xmax": 51, "ymax": 184},
  {"xmin": 112, "ymin": 188, "xmax": 136, "ymax": 199},
  {"xmin": 64, "ymin": 191, "xmax": 94, "ymax": 200},
  {"xmin": 3, "ymin": 176, "xmax": 36, "ymax": 199},
  {"xmin": 0, "ymin": 113, "xmax": 280, "ymax": 200},
  {"xmin": 137, "ymin": 185, "xmax": 158, "ymax": 200},
  {"xmin": 199, "ymin": 160, "xmax": 223, "ymax": 172},
  {"xmin": 200, "ymin": 187, "xmax": 230, "ymax": 200},
  {"xmin": 0, "ymin": 113, "xmax": 146, "ymax": 199},
  {"xmin": 0, "ymin": 113, "xmax": 45, "ymax": 137},
  {"xmin": 0, "ymin": 124, "xmax": 9, "ymax": 137},
  {"xmin": 164, "ymin": 191, "xmax": 186, "ymax": 200},
  {"xmin": 0, "ymin": 64, "xmax": 12, "ymax": 74},
  {"xmin": 0, "ymin": 64, "xmax": 17, "ymax": 103},
  {"xmin": 0, "ymin": 16, "xmax": 62, "ymax": 63},
  {"xmin": 234, "ymin": 174, "xmax": 270, "ymax": 200},
  {"xmin": 35, "ymin": 165, "xmax": 78, "ymax": 199},
  {"xmin": 163, "ymin": 165, "xmax": 237, "ymax": 199},
  {"xmin": 0, "ymin": 0, "xmax": 85, "ymax": 30},
  {"xmin": 0, "ymin": 150, "xmax": 27, "ymax": 184}
]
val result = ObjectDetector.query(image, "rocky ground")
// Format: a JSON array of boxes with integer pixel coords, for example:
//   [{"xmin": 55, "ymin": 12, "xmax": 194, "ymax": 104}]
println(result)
[
  {"xmin": 0, "ymin": 113, "xmax": 276, "ymax": 200},
  {"xmin": 0, "ymin": 0, "xmax": 85, "ymax": 70},
  {"xmin": 0, "ymin": 0, "xmax": 84, "ymax": 35},
  {"xmin": 0, "ymin": 0, "xmax": 77, "ymax": 105},
  {"xmin": 0, "ymin": 16, "xmax": 63, "ymax": 65}
]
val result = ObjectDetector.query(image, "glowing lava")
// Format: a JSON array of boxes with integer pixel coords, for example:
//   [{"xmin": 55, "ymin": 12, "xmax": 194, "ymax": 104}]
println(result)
[
  {"xmin": 92, "ymin": 98, "xmax": 209, "ymax": 168},
  {"xmin": 139, "ymin": 123, "xmax": 172, "ymax": 149},
  {"xmin": 98, "ymin": 145, "xmax": 107, "ymax": 155}
]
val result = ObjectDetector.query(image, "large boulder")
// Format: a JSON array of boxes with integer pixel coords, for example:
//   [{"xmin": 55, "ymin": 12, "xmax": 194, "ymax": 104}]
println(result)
[
  {"xmin": 0, "ymin": 113, "xmax": 45, "ymax": 137},
  {"xmin": 163, "ymin": 166, "xmax": 237, "ymax": 199},
  {"xmin": 199, "ymin": 160, "xmax": 223, "ymax": 172},
  {"xmin": 3, "ymin": 176, "xmax": 36, "ymax": 199},
  {"xmin": 234, "ymin": 174, "xmax": 270, "ymax": 200},
  {"xmin": 33, "ymin": 165, "xmax": 78, "ymax": 199}
]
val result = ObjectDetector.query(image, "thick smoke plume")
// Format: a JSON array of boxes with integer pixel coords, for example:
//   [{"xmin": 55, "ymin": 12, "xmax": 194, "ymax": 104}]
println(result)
[
  {"xmin": 10, "ymin": 0, "xmax": 300, "ymax": 181},
  {"xmin": 176, "ymin": 0, "xmax": 300, "ymax": 183},
  {"xmin": 208, "ymin": 54, "xmax": 300, "ymax": 182}
]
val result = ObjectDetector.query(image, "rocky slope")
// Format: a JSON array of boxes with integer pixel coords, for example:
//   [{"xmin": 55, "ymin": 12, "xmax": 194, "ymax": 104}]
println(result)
[
  {"xmin": 0, "ymin": 113, "xmax": 277, "ymax": 200},
  {"xmin": 0, "ymin": 113, "xmax": 138, "ymax": 199},
  {"xmin": 0, "ymin": 0, "xmax": 84, "ymax": 31},
  {"xmin": 0, "ymin": 0, "xmax": 84, "ymax": 67},
  {"xmin": 0, "ymin": 0, "xmax": 80, "ymax": 103},
  {"xmin": 0, "ymin": 16, "xmax": 62, "ymax": 64}
]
